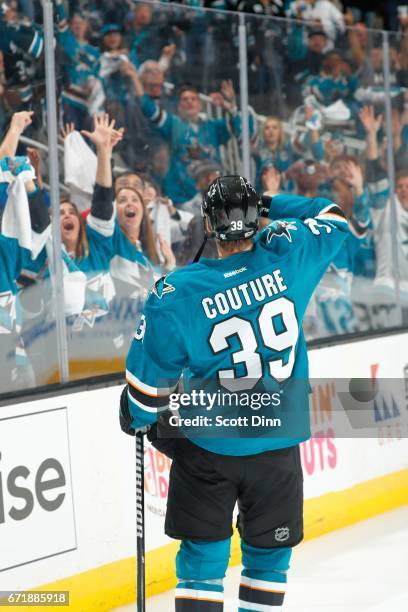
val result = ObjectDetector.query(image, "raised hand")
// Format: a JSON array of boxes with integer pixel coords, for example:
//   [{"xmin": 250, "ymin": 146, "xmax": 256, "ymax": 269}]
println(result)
[
  {"xmin": 60, "ymin": 122, "xmax": 76, "ymax": 140},
  {"xmin": 10, "ymin": 111, "xmax": 33, "ymax": 135},
  {"xmin": 111, "ymin": 127, "xmax": 125, "ymax": 148},
  {"xmin": 359, "ymin": 105, "xmax": 383, "ymax": 134},
  {"xmin": 0, "ymin": 111, "xmax": 34, "ymax": 158},
  {"xmin": 81, "ymin": 112, "xmax": 124, "ymax": 151},
  {"xmin": 345, "ymin": 160, "xmax": 364, "ymax": 194},
  {"xmin": 161, "ymin": 43, "xmax": 176, "ymax": 60},
  {"xmin": 26, "ymin": 147, "xmax": 44, "ymax": 188},
  {"xmin": 120, "ymin": 59, "xmax": 137, "ymax": 77},
  {"xmin": 261, "ymin": 166, "xmax": 282, "ymax": 195}
]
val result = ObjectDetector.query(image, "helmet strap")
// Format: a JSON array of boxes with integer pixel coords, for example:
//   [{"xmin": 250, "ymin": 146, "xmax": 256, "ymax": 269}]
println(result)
[
  {"xmin": 192, "ymin": 235, "xmax": 208, "ymax": 263},
  {"xmin": 192, "ymin": 217, "xmax": 214, "ymax": 263}
]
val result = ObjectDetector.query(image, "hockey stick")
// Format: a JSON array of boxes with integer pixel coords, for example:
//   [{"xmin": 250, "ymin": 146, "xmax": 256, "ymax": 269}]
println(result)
[{"xmin": 135, "ymin": 431, "xmax": 146, "ymax": 611}]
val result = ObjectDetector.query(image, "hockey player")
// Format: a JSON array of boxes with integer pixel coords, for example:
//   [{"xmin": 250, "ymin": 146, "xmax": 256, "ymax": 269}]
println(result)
[{"xmin": 120, "ymin": 176, "xmax": 349, "ymax": 610}]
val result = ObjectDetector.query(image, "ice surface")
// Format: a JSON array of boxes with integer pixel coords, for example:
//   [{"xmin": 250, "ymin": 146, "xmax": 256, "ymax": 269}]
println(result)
[{"xmin": 115, "ymin": 506, "xmax": 408, "ymax": 611}]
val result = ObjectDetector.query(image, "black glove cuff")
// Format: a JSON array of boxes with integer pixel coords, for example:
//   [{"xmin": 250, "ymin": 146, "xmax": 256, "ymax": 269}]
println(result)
[
  {"xmin": 119, "ymin": 386, "xmax": 135, "ymax": 436},
  {"xmin": 259, "ymin": 195, "xmax": 272, "ymax": 218}
]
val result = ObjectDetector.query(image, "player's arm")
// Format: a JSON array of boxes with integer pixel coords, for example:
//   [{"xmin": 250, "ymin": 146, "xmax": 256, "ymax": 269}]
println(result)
[
  {"xmin": 260, "ymin": 193, "xmax": 349, "ymax": 271},
  {"xmin": 261, "ymin": 194, "xmax": 345, "ymax": 224},
  {"xmin": 120, "ymin": 286, "xmax": 187, "ymax": 435}
]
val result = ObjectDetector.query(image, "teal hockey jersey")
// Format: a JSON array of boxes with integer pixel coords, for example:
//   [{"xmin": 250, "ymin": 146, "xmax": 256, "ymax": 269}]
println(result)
[{"xmin": 125, "ymin": 194, "xmax": 349, "ymax": 456}]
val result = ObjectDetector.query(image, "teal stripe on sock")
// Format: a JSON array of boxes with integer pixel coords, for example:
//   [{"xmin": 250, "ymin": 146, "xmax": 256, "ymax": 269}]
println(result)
[
  {"xmin": 242, "ymin": 568, "xmax": 287, "ymax": 583},
  {"xmin": 177, "ymin": 581, "xmax": 224, "ymax": 593}
]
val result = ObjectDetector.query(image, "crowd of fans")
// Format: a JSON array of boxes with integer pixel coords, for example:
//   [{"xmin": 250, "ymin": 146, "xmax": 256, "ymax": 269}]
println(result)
[{"xmin": 1, "ymin": 0, "xmax": 408, "ymax": 392}]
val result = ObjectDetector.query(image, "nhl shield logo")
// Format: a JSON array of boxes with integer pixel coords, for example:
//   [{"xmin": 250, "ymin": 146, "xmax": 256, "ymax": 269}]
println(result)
[{"xmin": 274, "ymin": 526, "xmax": 290, "ymax": 542}]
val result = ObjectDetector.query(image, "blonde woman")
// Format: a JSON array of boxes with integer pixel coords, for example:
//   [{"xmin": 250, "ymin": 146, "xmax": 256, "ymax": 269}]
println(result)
[{"xmin": 254, "ymin": 115, "xmax": 324, "ymax": 192}]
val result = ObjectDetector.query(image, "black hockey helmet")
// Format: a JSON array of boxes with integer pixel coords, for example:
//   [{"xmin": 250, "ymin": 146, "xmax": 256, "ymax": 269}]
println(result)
[{"xmin": 202, "ymin": 175, "xmax": 260, "ymax": 241}]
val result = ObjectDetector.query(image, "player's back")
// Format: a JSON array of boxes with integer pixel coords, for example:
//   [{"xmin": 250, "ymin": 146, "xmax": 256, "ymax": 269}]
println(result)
[
  {"xmin": 126, "ymin": 194, "xmax": 349, "ymax": 456},
  {"xmin": 166, "ymin": 231, "xmax": 310, "ymax": 385}
]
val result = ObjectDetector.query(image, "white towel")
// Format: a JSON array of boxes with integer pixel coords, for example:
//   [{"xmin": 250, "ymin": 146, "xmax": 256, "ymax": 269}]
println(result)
[
  {"xmin": 374, "ymin": 196, "xmax": 408, "ymax": 296},
  {"xmin": 64, "ymin": 131, "xmax": 97, "ymax": 210},
  {"xmin": 304, "ymin": 95, "xmax": 351, "ymax": 122},
  {"xmin": 0, "ymin": 156, "xmax": 38, "ymax": 254},
  {"xmin": 321, "ymin": 99, "xmax": 351, "ymax": 122},
  {"xmin": 45, "ymin": 239, "xmax": 87, "ymax": 317}
]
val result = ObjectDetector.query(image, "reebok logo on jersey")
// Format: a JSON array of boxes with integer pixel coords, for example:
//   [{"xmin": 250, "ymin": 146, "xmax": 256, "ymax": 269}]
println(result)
[
  {"xmin": 224, "ymin": 267, "xmax": 247, "ymax": 278},
  {"xmin": 266, "ymin": 220, "xmax": 297, "ymax": 243}
]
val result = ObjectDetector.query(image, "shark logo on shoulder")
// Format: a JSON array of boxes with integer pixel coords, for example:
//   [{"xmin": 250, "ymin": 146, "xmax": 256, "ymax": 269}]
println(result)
[
  {"xmin": 266, "ymin": 220, "xmax": 297, "ymax": 243},
  {"xmin": 152, "ymin": 276, "xmax": 176, "ymax": 299}
]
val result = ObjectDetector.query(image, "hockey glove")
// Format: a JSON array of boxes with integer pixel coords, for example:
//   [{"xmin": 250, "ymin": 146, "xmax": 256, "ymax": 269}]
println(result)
[
  {"xmin": 119, "ymin": 385, "xmax": 150, "ymax": 436},
  {"xmin": 259, "ymin": 195, "xmax": 273, "ymax": 218}
]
